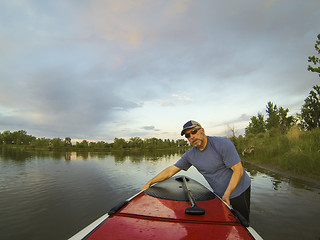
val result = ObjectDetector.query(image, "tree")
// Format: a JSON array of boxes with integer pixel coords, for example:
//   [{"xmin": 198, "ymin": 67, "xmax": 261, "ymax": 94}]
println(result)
[
  {"xmin": 175, "ymin": 139, "xmax": 189, "ymax": 147},
  {"xmin": 265, "ymin": 102, "xmax": 280, "ymax": 130},
  {"xmin": 64, "ymin": 137, "xmax": 72, "ymax": 147},
  {"xmin": 113, "ymin": 138, "xmax": 127, "ymax": 149},
  {"xmin": 50, "ymin": 138, "xmax": 64, "ymax": 149},
  {"xmin": 32, "ymin": 137, "xmax": 51, "ymax": 147},
  {"xmin": 95, "ymin": 141, "xmax": 109, "ymax": 149},
  {"xmin": 128, "ymin": 137, "xmax": 143, "ymax": 148},
  {"xmin": 245, "ymin": 113, "xmax": 266, "ymax": 135},
  {"xmin": 12, "ymin": 130, "xmax": 26, "ymax": 145},
  {"xmin": 308, "ymin": 34, "xmax": 320, "ymax": 77},
  {"xmin": 278, "ymin": 107, "xmax": 296, "ymax": 134},
  {"xmin": 2, "ymin": 130, "xmax": 14, "ymax": 144},
  {"xmin": 300, "ymin": 85, "xmax": 320, "ymax": 130}
]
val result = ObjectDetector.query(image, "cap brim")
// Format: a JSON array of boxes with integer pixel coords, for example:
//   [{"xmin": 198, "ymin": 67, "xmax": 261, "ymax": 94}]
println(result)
[{"xmin": 181, "ymin": 125, "xmax": 196, "ymax": 136}]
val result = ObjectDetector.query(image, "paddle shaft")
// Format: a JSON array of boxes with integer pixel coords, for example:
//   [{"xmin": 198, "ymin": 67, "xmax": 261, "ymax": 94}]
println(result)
[
  {"xmin": 182, "ymin": 176, "xmax": 205, "ymax": 215},
  {"xmin": 182, "ymin": 176, "xmax": 196, "ymax": 206}
]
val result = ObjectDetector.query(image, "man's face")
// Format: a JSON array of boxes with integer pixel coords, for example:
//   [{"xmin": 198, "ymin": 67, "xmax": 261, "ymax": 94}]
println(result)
[{"xmin": 185, "ymin": 126, "xmax": 204, "ymax": 148}]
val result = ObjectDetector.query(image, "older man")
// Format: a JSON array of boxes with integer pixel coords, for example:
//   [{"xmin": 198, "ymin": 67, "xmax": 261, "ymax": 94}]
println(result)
[{"xmin": 142, "ymin": 120, "xmax": 251, "ymax": 221}]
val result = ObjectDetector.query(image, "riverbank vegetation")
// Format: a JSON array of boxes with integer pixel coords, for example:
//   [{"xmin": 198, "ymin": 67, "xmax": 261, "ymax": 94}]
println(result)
[
  {"xmin": 234, "ymin": 126, "xmax": 320, "ymax": 179},
  {"xmin": 232, "ymin": 34, "xmax": 320, "ymax": 179}
]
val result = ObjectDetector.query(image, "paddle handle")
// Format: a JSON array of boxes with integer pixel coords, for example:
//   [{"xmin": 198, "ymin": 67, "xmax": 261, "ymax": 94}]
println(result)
[{"xmin": 181, "ymin": 176, "xmax": 205, "ymax": 215}]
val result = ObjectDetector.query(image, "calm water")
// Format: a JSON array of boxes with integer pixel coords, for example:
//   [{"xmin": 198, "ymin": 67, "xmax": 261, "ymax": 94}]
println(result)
[{"xmin": 1, "ymin": 149, "xmax": 320, "ymax": 240}]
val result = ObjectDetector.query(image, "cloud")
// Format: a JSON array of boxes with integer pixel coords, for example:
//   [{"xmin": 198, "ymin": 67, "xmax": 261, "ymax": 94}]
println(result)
[
  {"xmin": 231, "ymin": 114, "xmax": 252, "ymax": 124},
  {"xmin": 0, "ymin": 0, "xmax": 319, "ymax": 141},
  {"xmin": 142, "ymin": 126, "xmax": 159, "ymax": 131},
  {"xmin": 155, "ymin": 92, "xmax": 193, "ymax": 107},
  {"xmin": 0, "ymin": 65, "xmax": 141, "ymax": 138}
]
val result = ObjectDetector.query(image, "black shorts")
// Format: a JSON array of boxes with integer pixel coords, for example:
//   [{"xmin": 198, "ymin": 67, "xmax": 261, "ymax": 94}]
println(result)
[{"xmin": 230, "ymin": 186, "xmax": 251, "ymax": 222}]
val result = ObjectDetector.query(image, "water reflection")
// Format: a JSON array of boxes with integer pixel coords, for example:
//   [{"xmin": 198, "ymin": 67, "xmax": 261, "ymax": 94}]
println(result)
[
  {"xmin": 1, "ymin": 148, "xmax": 186, "ymax": 162},
  {"xmin": 244, "ymin": 161, "xmax": 320, "ymax": 192},
  {"xmin": 1, "ymin": 148, "xmax": 320, "ymax": 240},
  {"xmin": 243, "ymin": 161, "xmax": 320, "ymax": 240},
  {"xmin": 0, "ymin": 148, "xmax": 70, "ymax": 161},
  {"xmin": 2, "ymin": 147, "xmax": 318, "ymax": 193},
  {"xmin": 271, "ymin": 179, "xmax": 282, "ymax": 191},
  {"xmin": 111, "ymin": 149, "xmax": 185, "ymax": 163},
  {"xmin": 0, "ymin": 147, "xmax": 34, "ymax": 161}
]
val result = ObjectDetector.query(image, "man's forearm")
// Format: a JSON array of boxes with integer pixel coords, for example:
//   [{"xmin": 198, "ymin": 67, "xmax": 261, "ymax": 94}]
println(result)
[
  {"xmin": 222, "ymin": 162, "xmax": 243, "ymax": 205},
  {"xmin": 142, "ymin": 165, "xmax": 181, "ymax": 191},
  {"xmin": 224, "ymin": 169, "xmax": 242, "ymax": 196}
]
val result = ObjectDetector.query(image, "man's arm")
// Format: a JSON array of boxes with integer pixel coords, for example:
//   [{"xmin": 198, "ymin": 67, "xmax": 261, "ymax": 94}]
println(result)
[
  {"xmin": 141, "ymin": 165, "xmax": 181, "ymax": 191},
  {"xmin": 222, "ymin": 161, "xmax": 243, "ymax": 206}
]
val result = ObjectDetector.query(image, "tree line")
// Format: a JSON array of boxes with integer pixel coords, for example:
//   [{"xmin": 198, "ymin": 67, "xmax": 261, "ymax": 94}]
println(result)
[
  {"xmin": 244, "ymin": 85, "xmax": 320, "ymax": 137},
  {"xmin": 0, "ymin": 130, "xmax": 189, "ymax": 150}
]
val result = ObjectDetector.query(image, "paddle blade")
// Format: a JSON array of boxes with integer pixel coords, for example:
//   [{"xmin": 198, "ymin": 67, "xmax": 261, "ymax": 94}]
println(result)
[{"xmin": 185, "ymin": 206, "xmax": 205, "ymax": 215}]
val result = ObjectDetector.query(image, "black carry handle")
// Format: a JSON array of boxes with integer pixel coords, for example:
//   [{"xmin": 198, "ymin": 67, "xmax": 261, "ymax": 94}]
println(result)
[
  {"xmin": 176, "ymin": 176, "xmax": 205, "ymax": 215},
  {"xmin": 108, "ymin": 200, "xmax": 129, "ymax": 216},
  {"xmin": 108, "ymin": 191, "xmax": 143, "ymax": 216}
]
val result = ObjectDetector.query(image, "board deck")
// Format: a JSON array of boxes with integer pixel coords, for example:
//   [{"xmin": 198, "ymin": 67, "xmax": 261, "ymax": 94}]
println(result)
[{"xmin": 69, "ymin": 176, "xmax": 262, "ymax": 240}]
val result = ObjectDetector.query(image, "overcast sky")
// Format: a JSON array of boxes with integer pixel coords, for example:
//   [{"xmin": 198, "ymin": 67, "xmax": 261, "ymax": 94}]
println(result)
[{"xmin": 0, "ymin": 0, "xmax": 319, "ymax": 142}]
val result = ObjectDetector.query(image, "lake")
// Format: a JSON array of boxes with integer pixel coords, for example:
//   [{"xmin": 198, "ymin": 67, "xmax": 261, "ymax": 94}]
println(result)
[{"xmin": 0, "ymin": 149, "xmax": 319, "ymax": 240}]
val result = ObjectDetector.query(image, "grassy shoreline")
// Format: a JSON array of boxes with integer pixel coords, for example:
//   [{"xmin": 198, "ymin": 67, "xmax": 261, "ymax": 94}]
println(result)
[{"xmin": 236, "ymin": 127, "xmax": 320, "ymax": 183}]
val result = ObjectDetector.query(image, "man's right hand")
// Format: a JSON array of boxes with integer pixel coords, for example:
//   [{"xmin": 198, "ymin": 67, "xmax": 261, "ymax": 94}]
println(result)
[
  {"xmin": 141, "ymin": 183, "xmax": 151, "ymax": 191},
  {"xmin": 141, "ymin": 165, "xmax": 181, "ymax": 192}
]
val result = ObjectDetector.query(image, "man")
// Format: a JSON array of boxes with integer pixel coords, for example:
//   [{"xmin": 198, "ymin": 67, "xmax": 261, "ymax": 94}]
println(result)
[{"xmin": 142, "ymin": 120, "xmax": 251, "ymax": 221}]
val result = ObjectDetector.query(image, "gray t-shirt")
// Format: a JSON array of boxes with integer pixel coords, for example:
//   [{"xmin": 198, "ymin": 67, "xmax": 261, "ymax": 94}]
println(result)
[{"xmin": 175, "ymin": 136, "xmax": 251, "ymax": 198}]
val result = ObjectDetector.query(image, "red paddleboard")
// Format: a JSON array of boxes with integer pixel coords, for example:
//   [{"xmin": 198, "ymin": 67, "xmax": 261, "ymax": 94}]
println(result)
[{"xmin": 69, "ymin": 176, "xmax": 263, "ymax": 240}]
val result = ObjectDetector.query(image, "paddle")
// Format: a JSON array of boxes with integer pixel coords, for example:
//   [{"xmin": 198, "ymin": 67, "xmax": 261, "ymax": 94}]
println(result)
[
  {"xmin": 176, "ymin": 176, "xmax": 205, "ymax": 215},
  {"xmin": 215, "ymin": 194, "xmax": 264, "ymax": 239},
  {"xmin": 214, "ymin": 193, "xmax": 249, "ymax": 227}
]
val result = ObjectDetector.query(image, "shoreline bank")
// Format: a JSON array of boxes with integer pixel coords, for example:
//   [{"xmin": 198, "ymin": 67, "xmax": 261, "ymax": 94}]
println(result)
[{"xmin": 243, "ymin": 160, "xmax": 320, "ymax": 188}]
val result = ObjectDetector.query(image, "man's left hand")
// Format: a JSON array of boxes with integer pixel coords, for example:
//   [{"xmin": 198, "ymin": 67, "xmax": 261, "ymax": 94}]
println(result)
[{"xmin": 222, "ymin": 194, "xmax": 230, "ymax": 206}]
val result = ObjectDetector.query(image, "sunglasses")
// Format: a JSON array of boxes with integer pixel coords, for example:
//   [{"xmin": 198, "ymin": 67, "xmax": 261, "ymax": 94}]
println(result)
[{"xmin": 185, "ymin": 128, "xmax": 202, "ymax": 138}]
